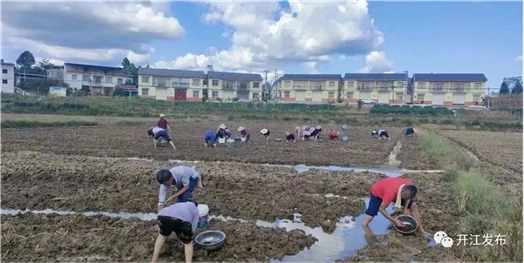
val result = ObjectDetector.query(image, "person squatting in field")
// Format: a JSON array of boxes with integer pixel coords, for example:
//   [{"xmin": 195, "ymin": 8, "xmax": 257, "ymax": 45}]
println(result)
[
  {"xmin": 362, "ymin": 177, "xmax": 430, "ymax": 237},
  {"xmin": 405, "ymin": 127, "xmax": 417, "ymax": 138},
  {"xmin": 371, "ymin": 128, "xmax": 390, "ymax": 140},
  {"xmin": 285, "ymin": 131, "xmax": 296, "ymax": 142},
  {"xmin": 215, "ymin": 124, "xmax": 232, "ymax": 141},
  {"xmin": 260, "ymin": 128, "xmax": 270, "ymax": 141},
  {"xmin": 151, "ymin": 202, "xmax": 199, "ymax": 263},
  {"xmin": 148, "ymin": 126, "xmax": 177, "ymax": 150},
  {"xmin": 295, "ymin": 126, "xmax": 322, "ymax": 141},
  {"xmin": 156, "ymin": 166, "xmax": 203, "ymax": 213},
  {"xmin": 238, "ymin": 126, "xmax": 251, "ymax": 142},
  {"xmin": 204, "ymin": 130, "xmax": 217, "ymax": 147}
]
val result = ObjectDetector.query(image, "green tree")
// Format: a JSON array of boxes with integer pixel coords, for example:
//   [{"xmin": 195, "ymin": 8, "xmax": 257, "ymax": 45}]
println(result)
[
  {"xmin": 500, "ymin": 81, "xmax": 510, "ymax": 94},
  {"xmin": 357, "ymin": 99, "xmax": 363, "ymax": 111},
  {"xmin": 512, "ymin": 81, "xmax": 523, "ymax": 94},
  {"xmin": 122, "ymin": 57, "xmax": 140, "ymax": 85},
  {"xmin": 16, "ymin": 51, "xmax": 36, "ymax": 71}
]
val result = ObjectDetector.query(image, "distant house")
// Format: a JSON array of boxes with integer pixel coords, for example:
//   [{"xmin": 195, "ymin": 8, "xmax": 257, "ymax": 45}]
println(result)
[
  {"xmin": 276, "ymin": 74, "xmax": 342, "ymax": 103},
  {"xmin": 63, "ymin": 63, "xmax": 128, "ymax": 95},
  {"xmin": 342, "ymin": 73, "xmax": 409, "ymax": 104},
  {"xmin": 411, "ymin": 73, "xmax": 488, "ymax": 106},
  {"xmin": 207, "ymin": 71, "xmax": 263, "ymax": 101},
  {"xmin": 138, "ymin": 68, "xmax": 207, "ymax": 101},
  {"xmin": 1, "ymin": 61, "xmax": 15, "ymax": 93}
]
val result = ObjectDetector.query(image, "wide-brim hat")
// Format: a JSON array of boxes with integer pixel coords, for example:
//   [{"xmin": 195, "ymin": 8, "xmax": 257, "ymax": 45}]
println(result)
[
  {"xmin": 316, "ymin": 126, "xmax": 322, "ymax": 130},
  {"xmin": 219, "ymin": 124, "xmax": 227, "ymax": 129},
  {"xmin": 238, "ymin": 126, "xmax": 245, "ymax": 132},
  {"xmin": 261, "ymin": 129, "xmax": 268, "ymax": 134},
  {"xmin": 159, "ymin": 114, "xmax": 165, "ymax": 118}
]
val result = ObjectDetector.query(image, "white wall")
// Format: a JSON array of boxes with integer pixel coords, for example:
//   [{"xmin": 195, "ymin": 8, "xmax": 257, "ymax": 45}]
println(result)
[{"xmin": 1, "ymin": 64, "xmax": 15, "ymax": 93}]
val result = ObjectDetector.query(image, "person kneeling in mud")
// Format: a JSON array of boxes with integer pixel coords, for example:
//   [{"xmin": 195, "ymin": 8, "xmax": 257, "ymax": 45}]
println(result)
[
  {"xmin": 156, "ymin": 166, "xmax": 203, "ymax": 213},
  {"xmin": 260, "ymin": 128, "xmax": 270, "ymax": 141},
  {"xmin": 149, "ymin": 126, "xmax": 177, "ymax": 150},
  {"xmin": 361, "ymin": 177, "xmax": 430, "ymax": 237},
  {"xmin": 371, "ymin": 128, "xmax": 390, "ymax": 141},
  {"xmin": 151, "ymin": 202, "xmax": 199, "ymax": 263}
]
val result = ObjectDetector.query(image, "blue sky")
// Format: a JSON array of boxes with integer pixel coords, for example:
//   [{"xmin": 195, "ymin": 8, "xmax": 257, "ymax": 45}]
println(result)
[{"xmin": 2, "ymin": 1, "xmax": 522, "ymax": 90}]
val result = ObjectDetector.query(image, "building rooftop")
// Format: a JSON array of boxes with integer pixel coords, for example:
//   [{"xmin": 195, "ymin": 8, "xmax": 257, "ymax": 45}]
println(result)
[
  {"xmin": 138, "ymin": 68, "xmax": 206, "ymax": 78},
  {"xmin": 412, "ymin": 73, "xmax": 488, "ymax": 82},
  {"xmin": 208, "ymin": 71, "xmax": 263, "ymax": 81},
  {"xmin": 344, "ymin": 73, "xmax": 408, "ymax": 81},
  {"xmin": 280, "ymin": 74, "xmax": 341, "ymax": 81},
  {"xmin": 65, "ymin": 62, "xmax": 122, "ymax": 71}
]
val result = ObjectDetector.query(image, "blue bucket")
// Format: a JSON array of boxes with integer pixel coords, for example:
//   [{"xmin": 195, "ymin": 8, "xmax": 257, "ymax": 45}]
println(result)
[{"xmin": 342, "ymin": 136, "xmax": 348, "ymax": 142}]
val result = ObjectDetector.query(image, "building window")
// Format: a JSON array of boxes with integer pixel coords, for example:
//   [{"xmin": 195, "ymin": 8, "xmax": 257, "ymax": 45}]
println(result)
[
  {"xmin": 396, "ymin": 93, "xmax": 403, "ymax": 100},
  {"xmin": 433, "ymin": 82, "xmax": 444, "ymax": 92},
  {"xmin": 2, "ymin": 79, "xmax": 7, "ymax": 84},
  {"xmin": 83, "ymin": 75, "xmax": 90, "ymax": 82},
  {"xmin": 212, "ymin": 91, "xmax": 218, "ymax": 98},
  {"xmin": 418, "ymin": 82, "xmax": 426, "ymax": 89},
  {"xmin": 253, "ymin": 82, "xmax": 260, "ymax": 88},
  {"xmin": 72, "ymin": 75, "xmax": 77, "ymax": 80},
  {"xmin": 347, "ymin": 82, "xmax": 354, "ymax": 88},
  {"xmin": 83, "ymin": 67, "xmax": 89, "ymax": 72},
  {"xmin": 284, "ymin": 91, "xmax": 290, "ymax": 98},
  {"xmin": 193, "ymin": 91, "xmax": 199, "ymax": 98},
  {"xmin": 142, "ymin": 76, "xmax": 149, "ymax": 83},
  {"xmin": 106, "ymin": 77, "xmax": 112, "ymax": 83},
  {"xmin": 453, "ymin": 82, "xmax": 465, "ymax": 92},
  {"xmin": 118, "ymin": 78, "xmax": 123, "ymax": 84},
  {"xmin": 93, "ymin": 76, "xmax": 102, "ymax": 84},
  {"xmin": 474, "ymin": 83, "xmax": 482, "ymax": 90},
  {"xmin": 253, "ymin": 93, "xmax": 259, "ymax": 100},
  {"xmin": 142, "ymin": 88, "xmax": 149, "ymax": 96},
  {"xmin": 417, "ymin": 93, "xmax": 424, "ymax": 100},
  {"xmin": 284, "ymin": 81, "xmax": 291, "ymax": 87},
  {"xmin": 2, "ymin": 69, "xmax": 7, "ymax": 74},
  {"xmin": 329, "ymin": 81, "xmax": 335, "ymax": 88},
  {"xmin": 212, "ymin": 80, "xmax": 219, "ymax": 86},
  {"xmin": 397, "ymin": 82, "xmax": 405, "ymax": 88},
  {"xmin": 328, "ymin": 91, "xmax": 335, "ymax": 98},
  {"xmin": 192, "ymin": 79, "xmax": 200, "ymax": 86},
  {"xmin": 347, "ymin": 92, "xmax": 353, "ymax": 99}
]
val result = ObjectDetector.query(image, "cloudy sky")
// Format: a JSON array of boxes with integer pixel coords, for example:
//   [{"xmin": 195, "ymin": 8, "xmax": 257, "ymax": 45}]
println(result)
[{"xmin": 1, "ymin": 1, "xmax": 522, "ymax": 89}]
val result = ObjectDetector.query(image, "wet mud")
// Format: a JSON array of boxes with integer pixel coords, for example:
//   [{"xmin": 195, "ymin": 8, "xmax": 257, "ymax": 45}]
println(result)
[
  {"xmin": 1, "ymin": 123, "xmax": 403, "ymax": 166},
  {"xmin": 1, "ymin": 214, "xmax": 317, "ymax": 262}
]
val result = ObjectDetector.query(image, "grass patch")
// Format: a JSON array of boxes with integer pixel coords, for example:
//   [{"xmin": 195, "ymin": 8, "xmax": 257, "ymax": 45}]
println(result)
[
  {"xmin": 2, "ymin": 119, "xmax": 98, "ymax": 129},
  {"xmin": 421, "ymin": 136, "xmax": 473, "ymax": 170}
]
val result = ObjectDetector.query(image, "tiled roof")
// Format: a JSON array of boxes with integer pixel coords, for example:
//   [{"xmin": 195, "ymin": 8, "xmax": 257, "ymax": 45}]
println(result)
[
  {"xmin": 138, "ymin": 68, "xmax": 206, "ymax": 78},
  {"xmin": 208, "ymin": 71, "xmax": 263, "ymax": 81},
  {"xmin": 344, "ymin": 73, "xmax": 407, "ymax": 81},
  {"xmin": 280, "ymin": 74, "xmax": 341, "ymax": 81},
  {"xmin": 413, "ymin": 73, "xmax": 487, "ymax": 82},
  {"xmin": 65, "ymin": 63, "xmax": 122, "ymax": 71}
]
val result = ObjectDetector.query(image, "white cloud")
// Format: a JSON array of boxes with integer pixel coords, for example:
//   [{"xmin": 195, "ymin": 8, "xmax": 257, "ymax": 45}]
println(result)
[
  {"xmin": 514, "ymin": 56, "xmax": 522, "ymax": 62},
  {"xmin": 339, "ymin": 55, "xmax": 347, "ymax": 60},
  {"xmin": 359, "ymin": 51, "xmax": 394, "ymax": 73},
  {"xmin": 2, "ymin": 1, "xmax": 183, "ymax": 65},
  {"xmin": 35, "ymin": 57, "xmax": 65, "ymax": 66}
]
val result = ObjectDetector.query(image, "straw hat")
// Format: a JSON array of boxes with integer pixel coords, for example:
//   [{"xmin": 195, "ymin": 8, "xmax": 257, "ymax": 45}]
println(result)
[
  {"xmin": 238, "ymin": 126, "xmax": 245, "ymax": 132},
  {"xmin": 159, "ymin": 113, "xmax": 165, "ymax": 118},
  {"xmin": 219, "ymin": 124, "xmax": 227, "ymax": 129},
  {"xmin": 316, "ymin": 126, "xmax": 322, "ymax": 130},
  {"xmin": 261, "ymin": 129, "xmax": 268, "ymax": 134}
]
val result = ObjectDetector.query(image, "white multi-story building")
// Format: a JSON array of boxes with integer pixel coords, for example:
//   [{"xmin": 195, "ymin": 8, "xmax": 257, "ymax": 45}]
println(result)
[
  {"xmin": 1, "ymin": 61, "xmax": 15, "ymax": 94},
  {"xmin": 63, "ymin": 63, "xmax": 127, "ymax": 95}
]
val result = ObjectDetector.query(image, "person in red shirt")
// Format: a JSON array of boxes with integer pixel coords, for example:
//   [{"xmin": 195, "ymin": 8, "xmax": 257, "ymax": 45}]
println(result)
[
  {"xmin": 362, "ymin": 177, "xmax": 429, "ymax": 236},
  {"xmin": 157, "ymin": 114, "xmax": 171, "ymax": 133}
]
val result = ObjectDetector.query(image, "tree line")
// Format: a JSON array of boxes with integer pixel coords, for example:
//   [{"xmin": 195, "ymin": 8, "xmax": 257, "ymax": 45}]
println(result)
[{"xmin": 499, "ymin": 77, "xmax": 522, "ymax": 95}]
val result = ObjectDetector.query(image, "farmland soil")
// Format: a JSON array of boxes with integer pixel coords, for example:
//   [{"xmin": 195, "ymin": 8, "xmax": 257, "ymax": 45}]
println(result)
[
  {"xmin": 2, "ymin": 151, "xmax": 384, "ymax": 231},
  {"xmin": 396, "ymin": 136, "xmax": 439, "ymax": 170},
  {"xmin": 1, "ymin": 214, "xmax": 317, "ymax": 262},
  {"xmin": 1, "ymin": 122, "xmax": 403, "ymax": 166}
]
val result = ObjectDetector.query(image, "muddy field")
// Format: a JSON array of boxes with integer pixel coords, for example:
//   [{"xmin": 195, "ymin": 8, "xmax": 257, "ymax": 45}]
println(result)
[
  {"xmin": 396, "ymin": 136, "xmax": 438, "ymax": 170},
  {"xmin": 1, "ymin": 151, "xmax": 385, "ymax": 232},
  {"xmin": 1, "ymin": 121, "xmax": 403, "ymax": 166},
  {"xmin": 1, "ymin": 214, "xmax": 317, "ymax": 262}
]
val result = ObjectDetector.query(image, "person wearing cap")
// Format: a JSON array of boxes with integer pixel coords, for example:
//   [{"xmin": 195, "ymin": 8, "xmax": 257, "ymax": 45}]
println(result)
[
  {"xmin": 151, "ymin": 201, "xmax": 199, "ymax": 263},
  {"xmin": 157, "ymin": 114, "xmax": 171, "ymax": 133},
  {"xmin": 260, "ymin": 129, "xmax": 270, "ymax": 141},
  {"xmin": 328, "ymin": 130, "xmax": 339, "ymax": 140},
  {"xmin": 238, "ymin": 126, "xmax": 251, "ymax": 142},
  {"xmin": 156, "ymin": 166, "xmax": 203, "ymax": 213},
  {"xmin": 150, "ymin": 126, "xmax": 177, "ymax": 150},
  {"xmin": 362, "ymin": 177, "xmax": 429, "ymax": 237},
  {"xmin": 204, "ymin": 130, "xmax": 216, "ymax": 147},
  {"xmin": 215, "ymin": 124, "xmax": 231, "ymax": 141},
  {"xmin": 285, "ymin": 131, "xmax": 296, "ymax": 142},
  {"xmin": 372, "ymin": 129, "xmax": 390, "ymax": 140}
]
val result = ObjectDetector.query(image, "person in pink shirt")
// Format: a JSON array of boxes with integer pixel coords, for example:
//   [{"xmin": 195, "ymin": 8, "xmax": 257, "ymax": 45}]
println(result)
[
  {"xmin": 328, "ymin": 130, "xmax": 339, "ymax": 140},
  {"xmin": 362, "ymin": 177, "xmax": 429, "ymax": 236}
]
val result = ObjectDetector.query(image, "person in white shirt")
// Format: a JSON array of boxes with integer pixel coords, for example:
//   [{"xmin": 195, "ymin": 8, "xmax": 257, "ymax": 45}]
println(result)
[
  {"xmin": 148, "ymin": 126, "xmax": 176, "ymax": 150},
  {"xmin": 157, "ymin": 166, "xmax": 203, "ymax": 212},
  {"xmin": 151, "ymin": 202, "xmax": 200, "ymax": 263}
]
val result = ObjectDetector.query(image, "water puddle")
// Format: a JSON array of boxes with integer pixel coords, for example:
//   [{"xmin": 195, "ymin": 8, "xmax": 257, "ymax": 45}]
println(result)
[
  {"xmin": 87, "ymin": 156, "xmax": 154, "ymax": 162},
  {"xmin": 388, "ymin": 141, "xmax": 402, "ymax": 166}
]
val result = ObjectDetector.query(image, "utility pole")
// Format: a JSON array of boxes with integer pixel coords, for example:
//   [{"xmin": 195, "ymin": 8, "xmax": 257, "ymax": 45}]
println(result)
[{"xmin": 264, "ymin": 70, "xmax": 269, "ymax": 101}]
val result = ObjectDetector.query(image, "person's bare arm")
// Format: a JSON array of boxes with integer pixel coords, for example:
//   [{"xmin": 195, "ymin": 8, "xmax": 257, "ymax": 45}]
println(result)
[
  {"xmin": 378, "ymin": 203, "xmax": 403, "ymax": 228},
  {"xmin": 166, "ymin": 185, "xmax": 189, "ymax": 204}
]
